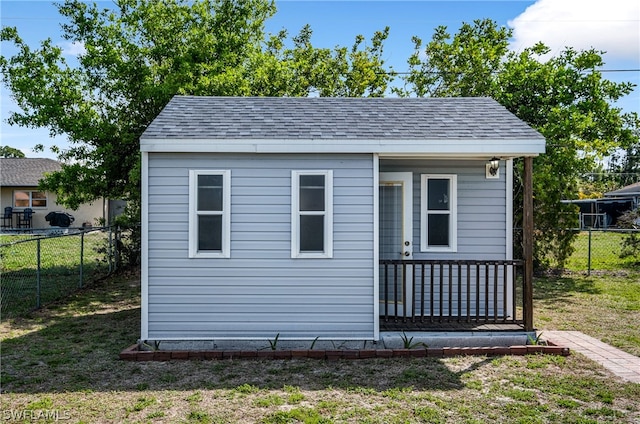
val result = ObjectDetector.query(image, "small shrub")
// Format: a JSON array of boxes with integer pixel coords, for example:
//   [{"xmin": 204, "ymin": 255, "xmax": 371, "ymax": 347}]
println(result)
[
  {"xmin": 268, "ymin": 333, "xmax": 280, "ymax": 350},
  {"xmin": 617, "ymin": 209, "xmax": 640, "ymax": 262},
  {"xmin": 527, "ymin": 332, "xmax": 546, "ymax": 346},
  {"xmin": 400, "ymin": 331, "xmax": 428, "ymax": 349}
]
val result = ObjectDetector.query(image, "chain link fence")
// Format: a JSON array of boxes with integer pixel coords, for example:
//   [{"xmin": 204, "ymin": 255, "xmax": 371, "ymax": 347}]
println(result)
[
  {"xmin": 509, "ymin": 227, "xmax": 639, "ymax": 274},
  {"xmin": 566, "ymin": 228, "xmax": 640, "ymax": 274},
  {"xmin": 1, "ymin": 227, "xmax": 132, "ymax": 318}
]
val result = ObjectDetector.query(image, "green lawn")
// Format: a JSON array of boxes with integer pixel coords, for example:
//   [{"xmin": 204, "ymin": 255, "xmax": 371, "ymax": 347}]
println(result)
[
  {"xmin": 0, "ymin": 231, "xmax": 111, "ymax": 317},
  {"xmin": 543, "ymin": 230, "xmax": 640, "ymax": 356},
  {"xmin": 1, "ymin": 271, "xmax": 639, "ymax": 423},
  {"xmin": 534, "ymin": 272, "xmax": 640, "ymax": 357},
  {"xmin": 564, "ymin": 230, "xmax": 640, "ymax": 272}
]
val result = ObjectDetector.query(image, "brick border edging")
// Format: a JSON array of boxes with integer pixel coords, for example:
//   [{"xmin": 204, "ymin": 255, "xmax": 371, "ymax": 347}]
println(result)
[{"xmin": 119, "ymin": 344, "xmax": 570, "ymax": 361}]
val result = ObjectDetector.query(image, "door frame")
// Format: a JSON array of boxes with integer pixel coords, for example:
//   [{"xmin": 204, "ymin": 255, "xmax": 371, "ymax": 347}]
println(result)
[{"xmin": 378, "ymin": 172, "xmax": 414, "ymax": 318}]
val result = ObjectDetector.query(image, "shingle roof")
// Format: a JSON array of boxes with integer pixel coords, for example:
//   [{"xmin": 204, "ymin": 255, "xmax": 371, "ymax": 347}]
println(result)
[
  {"xmin": 141, "ymin": 96, "xmax": 545, "ymax": 141},
  {"xmin": 0, "ymin": 158, "xmax": 62, "ymax": 187}
]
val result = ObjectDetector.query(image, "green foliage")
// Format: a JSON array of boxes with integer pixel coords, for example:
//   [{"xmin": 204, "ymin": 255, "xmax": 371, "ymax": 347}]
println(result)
[
  {"xmin": 254, "ymin": 394, "xmax": 285, "ymax": 407},
  {"xmin": 234, "ymin": 383, "xmax": 260, "ymax": 395},
  {"xmin": 0, "ymin": 145, "xmax": 25, "ymax": 157},
  {"xmin": 607, "ymin": 135, "xmax": 640, "ymax": 188},
  {"xmin": 254, "ymin": 25, "xmax": 393, "ymax": 98},
  {"xmin": 617, "ymin": 209, "xmax": 640, "ymax": 261},
  {"xmin": 310, "ymin": 336, "xmax": 320, "ymax": 350},
  {"xmin": 398, "ymin": 19, "xmax": 639, "ymax": 269},
  {"xmin": 262, "ymin": 407, "xmax": 330, "ymax": 424},
  {"xmin": 186, "ymin": 410, "xmax": 213, "ymax": 424},
  {"xmin": 268, "ymin": 333, "xmax": 280, "ymax": 350},
  {"xmin": 395, "ymin": 19, "xmax": 510, "ymax": 98},
  {"xmin": 284, "ymin": 386, "xmax": 305, "ymax": 404},
  {"xmin": 527, "ymin": 332, "xmax": 545, "ymax": 346},
  {"xmin": 400, "ymin": 331, "xmax": 428, "ymax": 349},
  {"xmin": 129, "ymin": 396, "xmax": 156, "ymax": 412},
  {"xmin": 112, "ymin": 202, "xmax": 141, "ymax": 267}
]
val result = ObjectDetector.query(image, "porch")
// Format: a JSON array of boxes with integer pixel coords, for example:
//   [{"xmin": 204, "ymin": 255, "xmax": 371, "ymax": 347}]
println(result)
[{"xmin": 379, "ymin": 259, "xmax": 532, "ymax": 332}]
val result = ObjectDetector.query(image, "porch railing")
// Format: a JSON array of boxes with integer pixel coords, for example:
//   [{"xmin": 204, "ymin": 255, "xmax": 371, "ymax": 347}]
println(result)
[{"xmin": 379, "ymin": 259, "xmax": 526, "ymax": 325}]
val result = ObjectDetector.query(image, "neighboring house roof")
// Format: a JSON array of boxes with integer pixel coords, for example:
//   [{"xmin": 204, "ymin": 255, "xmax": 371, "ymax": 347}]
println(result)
[
  {"xmin": 140, "ymin": 96, "xmax": 546, "ymax": 157},
  {"xmin": 0, "ymin": 158, "xmax": 62, "ymax": 187},
  {"xmin": 605, "ymin": 182, "xmax": 640, "ymax": 197}
]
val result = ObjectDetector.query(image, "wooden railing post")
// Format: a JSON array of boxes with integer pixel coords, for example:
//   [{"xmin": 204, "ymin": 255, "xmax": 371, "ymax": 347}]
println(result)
[{"xmin": 523, "ymin": 157, "xmax": 534, "ymax": 331}]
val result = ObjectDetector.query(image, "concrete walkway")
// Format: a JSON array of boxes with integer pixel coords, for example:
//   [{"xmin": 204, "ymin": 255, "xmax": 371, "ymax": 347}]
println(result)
[{"xmin": 544, "ymin": 331, "xmax": 640, "ymax": 384}]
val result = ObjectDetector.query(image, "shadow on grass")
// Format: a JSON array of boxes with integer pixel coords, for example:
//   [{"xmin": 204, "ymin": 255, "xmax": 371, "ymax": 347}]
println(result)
[
  {"xmin": 0, "ymin": 264, "xmax": 111, "ymax": 318},
  {"xmin": 2, "ymin": 311, "xmax": 481, "ymax": 394},
  {"xmin": 1, "ymin": 277, "xmax": 482, "ymax": 394},
  {"xmin": 533, "ymin": 276, "xmax": 601, "ymax": 304}
]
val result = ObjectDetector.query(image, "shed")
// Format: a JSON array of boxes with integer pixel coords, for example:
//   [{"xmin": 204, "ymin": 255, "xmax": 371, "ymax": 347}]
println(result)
[{"xmin": 140, "ymin": 96, "xmax": 545, "ymax": 344}]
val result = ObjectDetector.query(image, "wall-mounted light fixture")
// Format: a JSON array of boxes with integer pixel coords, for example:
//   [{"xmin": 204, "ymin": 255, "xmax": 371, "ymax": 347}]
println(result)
[{"xmin": 486, "ymin": 157, "xmax": 500, "ymax": 179}]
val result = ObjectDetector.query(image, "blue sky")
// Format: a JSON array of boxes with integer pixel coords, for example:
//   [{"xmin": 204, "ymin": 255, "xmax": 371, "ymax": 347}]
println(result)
[{"xmin": 1, "ymin": 0, "xmax": 639, "ymax": 158}]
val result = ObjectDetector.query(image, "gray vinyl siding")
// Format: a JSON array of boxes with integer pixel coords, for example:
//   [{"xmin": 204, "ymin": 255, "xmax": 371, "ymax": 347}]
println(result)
[{"xmin": 147, "ymin": 153, "xmax": 374, "ymax": 340}]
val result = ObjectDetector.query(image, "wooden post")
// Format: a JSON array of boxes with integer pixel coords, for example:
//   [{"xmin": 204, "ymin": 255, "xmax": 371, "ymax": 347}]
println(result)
[{"xmin": 523, "ymin": 157, "xmax": 534, "ymax": 331}]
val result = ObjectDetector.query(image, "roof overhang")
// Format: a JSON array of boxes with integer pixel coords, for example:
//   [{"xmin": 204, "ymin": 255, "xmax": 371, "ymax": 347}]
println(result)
[{"xmin": 140, "ymin": 137, "xmax": 545, "ymax": 157}]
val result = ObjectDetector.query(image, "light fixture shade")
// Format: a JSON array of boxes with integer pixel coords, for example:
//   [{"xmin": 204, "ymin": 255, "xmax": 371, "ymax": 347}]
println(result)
[
  {"xmin": 490, "ymin": 157, "xmax": 500, "ymax": 171},
  {"xmin": 486, "ymin": 157, "xmax": 500, "ymax": 178}
]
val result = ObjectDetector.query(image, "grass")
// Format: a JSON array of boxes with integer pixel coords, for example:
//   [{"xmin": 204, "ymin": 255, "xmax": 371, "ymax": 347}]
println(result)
[
  {"xmin": 534, "ymin": 272, "xmax": 640, "ymax": 356},
  {"xmin": 564, "ymin": 230, "xmax": 640, "ymax": 272},
  {"xmin": 1, "ymin": 270, "xmax": 639, "ymax": 423},
  {"xmin": 534, "ymin": 229, "xmax": 640, "ymax": 356},
  {"xmin": 0, "ymin": 230, "xmax": 111, "ymax": 317}
]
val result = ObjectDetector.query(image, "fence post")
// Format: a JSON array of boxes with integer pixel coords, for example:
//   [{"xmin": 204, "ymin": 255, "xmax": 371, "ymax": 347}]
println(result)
[
  {"xmin": 108, "ymin": 226, "xmax": 113, "ymax": 273},
  {"xmin": 115, "ymin": 226, "xmax": 121, "ymax": 272},
  {"xmin": 587, "ymin": 228, "xmax": 592, "ymax": 276},
  {"xmin": 79, "ymin": 231, "xmax": 85, "ymax": 288},
  {"xmin": 36, "ymin": 238, "xmax": 41, "ymax": 309}
]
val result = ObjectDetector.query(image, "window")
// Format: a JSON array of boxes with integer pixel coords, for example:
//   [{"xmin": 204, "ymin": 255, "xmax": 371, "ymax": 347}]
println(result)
[
  {"xmin": 14, "ymin": 190, "xmax": 48, "ymax": 208},
  {"xmin": 291, "ymin": 170, "xmax": 333, "ymax": 258},
  {"xmin": 189, "ymin": 170, "xmax": 230, "ymax": 258},
  {"xmin": 421, "ymin": 174, "xmax": 457, "ymax": 252}
]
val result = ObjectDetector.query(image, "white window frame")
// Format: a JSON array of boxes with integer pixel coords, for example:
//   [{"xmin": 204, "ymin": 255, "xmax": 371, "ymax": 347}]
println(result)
[
  {"xmin": 188, "ymin": 170, "xmax": 231, "ymax": 258},
  {"xmin": 420, "ymin": 174, "xmax": 457, "ymax": 252},
  {"xmin": 13, "ymin": 190, "xmax": 48, "ymax": 208},
  {"xmin": 291, "ymin": 170, "xmax": 333, "ymax": 259}
]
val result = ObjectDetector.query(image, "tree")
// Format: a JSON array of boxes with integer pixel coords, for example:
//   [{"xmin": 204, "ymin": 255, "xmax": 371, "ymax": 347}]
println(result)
[
  {"xmin": 1, "ymin": 0, "xmax": 393, "ymax": 214},
  {"xmin": 0, "ymin": 145, "xmax": 25, "ymax": 158},
  {"xmin": 398, "ymin": 19, "xmax": 639, "ymax": 268},
  {"xmin": 395, "ymin": 19, "xmax": 510, "ymax": 98},
  {"xmin": 252, "ymin": 24, "xmax": 393, "ymax": 98},
  {"xmin": 1, "ymin": 0, "xmax": 276, "ymax": 209},
  {"xmin": 607, "ymin": 133, "xmax": 640, "ymax": 188}
]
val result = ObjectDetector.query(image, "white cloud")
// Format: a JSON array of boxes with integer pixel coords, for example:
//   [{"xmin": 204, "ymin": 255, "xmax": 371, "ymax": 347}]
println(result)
[
  {"xmin": 508, "ymin": 0, "xmax": 640, "ymax": 61},
  {"xmin": 60, "ymin": 41, "xmax": 86, "ymax": 57}
]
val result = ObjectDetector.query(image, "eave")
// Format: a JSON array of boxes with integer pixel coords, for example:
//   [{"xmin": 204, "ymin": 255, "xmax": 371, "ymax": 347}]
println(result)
[{"xmin": 140, "ymin": 137, "xmax": 545, "ymax": 157}]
